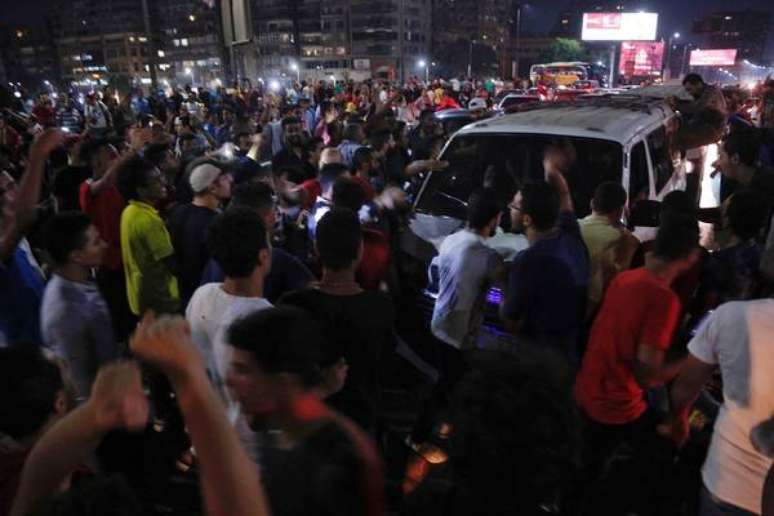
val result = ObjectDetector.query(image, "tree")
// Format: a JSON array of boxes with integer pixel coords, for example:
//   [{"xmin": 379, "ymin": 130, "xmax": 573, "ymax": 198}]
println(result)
[{"xmin": 539, "ymin": 38, "xmax": 590, "ymax": 63}]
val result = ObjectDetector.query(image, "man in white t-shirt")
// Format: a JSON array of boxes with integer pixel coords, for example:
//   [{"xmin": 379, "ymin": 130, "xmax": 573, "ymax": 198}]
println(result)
[
  {"xmin": 186, "ymin": 207, "xmax": 273, "ymax": 459},
  {"xmin": 660, "ymin": 299, "xmax": 774, "ymax": 515}
]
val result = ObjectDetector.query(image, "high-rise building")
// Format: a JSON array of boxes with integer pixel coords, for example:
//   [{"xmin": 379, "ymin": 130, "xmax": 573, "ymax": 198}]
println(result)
[
  {"xmin": 349, "ymin": 0, "xmax": 431, "ymax": 80},
  {"xmin": 692, "ymin": 10, "xmax": 771, "ymax": 62},
  {"xmin": 0, "ymin": 24, "xmax": 60, "ymax": 88},
  {"xmin": 251, "ymin": 0, "xmax": 430, "ymax": 81},
  {"xmin": 431, "ymin": 0, "xmax": 513, "ymax": 77},
  {"xmin": 52, "ymin": 0, "xmax": 224, "ymax": 88},
  {"xmin": 154, "ymin": 0, "xmax": 225, "ymax": 86}
]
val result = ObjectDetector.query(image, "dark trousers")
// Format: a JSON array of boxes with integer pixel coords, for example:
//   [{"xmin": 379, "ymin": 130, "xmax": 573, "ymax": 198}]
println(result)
[
  {"xmin": 96, "ymin": 267, "xmax": 136, "ymax": 344},
  {"xmin": 410, "ymin": 342, "xmax": 467, "ymax": 444}
]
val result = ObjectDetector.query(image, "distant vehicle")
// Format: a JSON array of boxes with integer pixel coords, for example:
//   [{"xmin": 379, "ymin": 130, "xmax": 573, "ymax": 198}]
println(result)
[
  {"xmin": 496, "ymin": 94, "xmax": 541, "ymax": 113},
  {"xmin": 572, "ymin": 80, "xmax": 601, "ymax": 91},
  {"xmin": 530, "ymin": 62, "xmax": 609, "ymax": 88},
  {"xmin": 493, "ymin": 88, "xmax": 526, "ymax": 102}
]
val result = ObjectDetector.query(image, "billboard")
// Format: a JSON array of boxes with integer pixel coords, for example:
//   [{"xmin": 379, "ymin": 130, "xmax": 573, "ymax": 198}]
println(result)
[
  {"xmin": 581, "ymin": 12, "xmax": 659, "ymax": 41},
  {"xmin": 619, "ymin": 41, "xmax": 664, "ymax": 77},
  {"xmin": 689, "ymin": 49, "xmax": 737, "ymax": 66}
]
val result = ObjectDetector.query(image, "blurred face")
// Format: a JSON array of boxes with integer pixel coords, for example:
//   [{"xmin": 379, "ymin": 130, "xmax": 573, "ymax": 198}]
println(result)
[
  {"xmin": 259, "ymin": 205, "xmax": 277, "ymax": 236},
  {"xmin": 223, "ymin": 110, "xmax": 234, "ymax": 123},
  {"xmin": 72, "ymin": 225, "xmax": 107, "ymax": 268},
  {"xmin": 712, "ymin": 144, "xmax": 738, "ymax": 178},
  {"xmin": 509, "ymin": 191, "xmax": 525, "ymax": 233},
  {"xmin": 94, "ymin": 144, "xmax": 118, "ymax": 175},
  {"xmin": 284, "ymin": 123, "xmax": 304, "ymax": 147},
  {"xmin": 211, "ymin": 172, "xmax": 233, "ymax": 201},
  {"xmin": 138, "ymin": 167, "xmax": 167, "ymax": 203},
  {"xmin": 237, "ymin": 135, "xmax": 252, "ymax": 153},
  {"xmin": 225, "ymin": 348, "xmax": 284, "ymax": 428},
  {"xmin": 684, "ymin": 81, "xmax": 704, "ymax": 99}
]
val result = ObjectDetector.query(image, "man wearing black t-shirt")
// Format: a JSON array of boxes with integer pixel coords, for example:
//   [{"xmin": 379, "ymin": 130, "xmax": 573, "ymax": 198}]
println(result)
[
  {"xmin": 225, "ymin": 306, "xmax": 385, "ymax": 516},
  {"xmin": 167, "ymin": 160, "xmax": 232, "ymax": 308},
  {"xmin": 280, "ymin": 208, "xmax": 395, "ymax": 431}
]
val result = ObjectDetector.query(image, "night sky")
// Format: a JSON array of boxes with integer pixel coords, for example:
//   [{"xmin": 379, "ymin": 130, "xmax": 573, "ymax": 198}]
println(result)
[{"xmin": 3, "ymin": 0, "xmax": 773, "ymax": 61}]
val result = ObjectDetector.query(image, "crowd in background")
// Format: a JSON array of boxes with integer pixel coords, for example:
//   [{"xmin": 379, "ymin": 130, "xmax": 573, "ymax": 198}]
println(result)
[{"xmin": 0, "ymin": 73, "xmax": 774, "ymax": 516}]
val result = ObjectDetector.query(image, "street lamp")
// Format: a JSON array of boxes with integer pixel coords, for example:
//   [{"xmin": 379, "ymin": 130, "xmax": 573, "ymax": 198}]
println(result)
[
  {"xmin": 664, "ymin": 31, "xmax": 680, "ymax": 80},
  {"xmin": 418, "ymin": 59, "xmax": 428, "ymax": 83},
  {"xmin": 188, "ymin": 14, "xmax": 196, "ymax": 22},
  {"xmin": 290, "ymin": 62, "xmax": 300, "ymax": 83}
]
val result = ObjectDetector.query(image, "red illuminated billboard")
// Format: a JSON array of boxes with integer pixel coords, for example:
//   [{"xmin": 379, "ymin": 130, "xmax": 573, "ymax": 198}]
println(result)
[
  {"xmin": 619, "ymin": 41, "xmax": 665, "ymax": 77},
  {"xmin": 689, "ymin": 49, "xmax": 737, "ymax": 66}
]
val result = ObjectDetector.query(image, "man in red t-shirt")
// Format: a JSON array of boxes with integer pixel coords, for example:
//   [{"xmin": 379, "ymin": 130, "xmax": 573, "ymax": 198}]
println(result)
[
  {"xmin": 78, "ymin": 140, "xmax": 132, "ymax": 339},
  {"xmin": 574, "ymin": 217, "xmax": 700, "ymax": 467}
]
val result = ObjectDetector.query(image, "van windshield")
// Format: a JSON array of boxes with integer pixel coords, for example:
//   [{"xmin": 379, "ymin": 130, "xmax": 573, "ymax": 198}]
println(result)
[{"xmin": 415, "ymin": 133, "xmax": 624, "ymax": 221}]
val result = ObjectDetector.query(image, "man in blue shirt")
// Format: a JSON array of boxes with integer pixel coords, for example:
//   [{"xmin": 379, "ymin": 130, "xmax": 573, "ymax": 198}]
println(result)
[{"xmin": 501, "ymin": 145, "xmax": 590, "ymax": 363}]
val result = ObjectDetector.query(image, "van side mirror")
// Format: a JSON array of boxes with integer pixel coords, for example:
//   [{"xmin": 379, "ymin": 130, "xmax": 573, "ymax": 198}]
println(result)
[{"xmin": 629, "ymin": 199, "xmax": 661, "ymax": 228}]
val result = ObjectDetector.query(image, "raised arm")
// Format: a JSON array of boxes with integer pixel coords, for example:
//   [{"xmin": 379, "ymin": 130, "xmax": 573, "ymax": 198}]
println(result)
[
  {"xmin": 11, "ymin": 362, "xmax": 148, "ymax": 516},
  {"xmin": 130, "ymin": 313, "xmax": 270, "ymax": 516},
  {"xmin": 543, "ymin": 146, "xmax": 573, "ymax": 213},
  {"xmin": 1, "ymin": 129, "xmax": 65, "ymax": 261}
]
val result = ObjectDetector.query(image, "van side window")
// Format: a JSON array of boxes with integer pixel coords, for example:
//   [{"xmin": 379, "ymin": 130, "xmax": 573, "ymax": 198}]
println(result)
[
  {"xmin": 629, "ymin": 141, "xmax": 649, "ymax": 203},
  {"xmin": 647, "ymin": 127, "xmax": 674, "ymax": 193}
]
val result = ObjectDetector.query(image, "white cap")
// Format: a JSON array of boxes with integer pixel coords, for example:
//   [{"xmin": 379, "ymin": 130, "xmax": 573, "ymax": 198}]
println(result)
[
  {"xmin": 189, "ymin": 163, "xmax": 223, "ymax": 193},
  {"xmin": 468, "ymin": 97, "xmax": 487, "ymax": 111}
]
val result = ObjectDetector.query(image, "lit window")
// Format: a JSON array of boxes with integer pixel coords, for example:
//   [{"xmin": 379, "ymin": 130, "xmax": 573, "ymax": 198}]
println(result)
[
  {"xmin": 158, "ymin": 50, "xmax": 165, "ymax": 57},
  {"xmin": 138, "ymin": 37, "xmax": 147, "ymax": 42},
  {"xmin": 181, "ymin": 38, "xmax": 189, "ymax": 46},
  {"xmin": 173, "ymin": 39, "xmax": 180, "ymax": 47}
]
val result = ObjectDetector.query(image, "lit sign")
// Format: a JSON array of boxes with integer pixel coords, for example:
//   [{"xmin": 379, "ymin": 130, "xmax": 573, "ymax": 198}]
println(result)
[
  {"xmin": 619, "ymin": 41, "xmax": 664, "ymax": 77},
  {"xmin": 689, "ymin": 49, "xmax": 737, "ymax": 66},
  {"xmin": 581, "ymin": 12, "xmax": 658, "ymax": 41}
]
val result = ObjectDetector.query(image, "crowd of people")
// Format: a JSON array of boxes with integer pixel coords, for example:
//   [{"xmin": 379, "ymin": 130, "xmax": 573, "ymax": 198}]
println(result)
[{"xmin": 0, "ymin": 72, "xmax": 773, "ymax": 516}]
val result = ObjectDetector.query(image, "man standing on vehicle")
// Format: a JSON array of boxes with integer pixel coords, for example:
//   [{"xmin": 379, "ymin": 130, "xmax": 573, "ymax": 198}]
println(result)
[{"xmin": 670, "ymin": 74, "xmax": 727, "ymax": 206}]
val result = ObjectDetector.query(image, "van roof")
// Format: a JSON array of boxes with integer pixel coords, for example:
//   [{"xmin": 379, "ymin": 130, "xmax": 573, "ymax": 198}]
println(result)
[{"xmin": 456, "ymin": 95, "xmax": 675, "ymax": 146}]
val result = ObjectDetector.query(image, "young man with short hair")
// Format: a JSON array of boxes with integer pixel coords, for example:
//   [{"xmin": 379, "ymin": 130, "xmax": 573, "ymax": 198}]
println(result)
[
  {"xmin": 271, "ymin": 116, "xmax": 307, "ymax": 184},
  {"xmin": 432, "ymin": 188, "xmax": 505, "ymax": 351},
  {"xmin": 501, "ymin": 146, "xmax": 590, "ymax": 362},
  {"xmin": 78, "ymin": 140, "xmax": 132, "ymax": 339},
  {"xmin": 167, "ymin": 160, "xmax": 232, "ymax": 308},
  {"xmin": 279, "ymin": 208, "xmax": 394, "ymax": 431},
  {"xmin": 116, "ymin": 155, "xmax": 179, "ymax": 316},
  {"xmin": 225, "ymin": 306, "xmax": 385, "ymax": 516},
  {"xmin": 580, "ymin": 181, "xmax": 639, "ymax": 315},
  {"xmin": 307, "ymin": 162, "xmax": 351, "ymax": 240},
  {"xmin": 40, "ymin": 211, "xmax": 118, "ymax": 402},
  {"xmin": 187, "ymin": 208, "xmax": 273, "ymax": 460},
  {"xmin": 574, "ymin": 217, "xmax": 700, "ymax": 469}
]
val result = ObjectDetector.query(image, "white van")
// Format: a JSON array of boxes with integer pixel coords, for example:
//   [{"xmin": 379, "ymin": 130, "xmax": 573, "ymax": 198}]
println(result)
[{"xmin": 406, "ymin": 95, "xmax": 687, "ymax": 255}]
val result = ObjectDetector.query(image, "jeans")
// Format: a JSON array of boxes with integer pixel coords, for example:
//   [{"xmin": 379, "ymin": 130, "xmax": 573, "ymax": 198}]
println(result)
[{"xmin": 699, "ymin": 487, "xmax": 756, "ymax": 516}]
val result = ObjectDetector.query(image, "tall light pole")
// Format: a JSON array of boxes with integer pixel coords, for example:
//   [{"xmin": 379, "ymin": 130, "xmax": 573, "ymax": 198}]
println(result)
[
  {"xmin": 664, "ymin": 32, "xmax": 680, "ymax": 81},
  {"xmin": 140, "ymin": 0, "xmax": 158, "ymax": 89},
  {"xmin": 680, "ymin": 43, "xmax": 692, "ymax": 78}
]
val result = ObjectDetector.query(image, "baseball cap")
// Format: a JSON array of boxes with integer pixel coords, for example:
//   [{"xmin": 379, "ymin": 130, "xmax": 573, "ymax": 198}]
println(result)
[
  {"xmin": 468, "ymin": 97, "xmax": 487, "ymax": 111},
  {"xmin": 189, "ymin": 163, "xmax": 224, "ymax": 193}
]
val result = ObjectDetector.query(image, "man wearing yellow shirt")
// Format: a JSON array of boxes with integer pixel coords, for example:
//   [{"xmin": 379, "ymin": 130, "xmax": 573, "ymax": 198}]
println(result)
[
  {"xmin": 579, "ymin": 182, "xmax": 639, "ymax": 316},
  {"xmin": 116, "ymin": 154, "xmax": 179, "ymax": 316}
]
